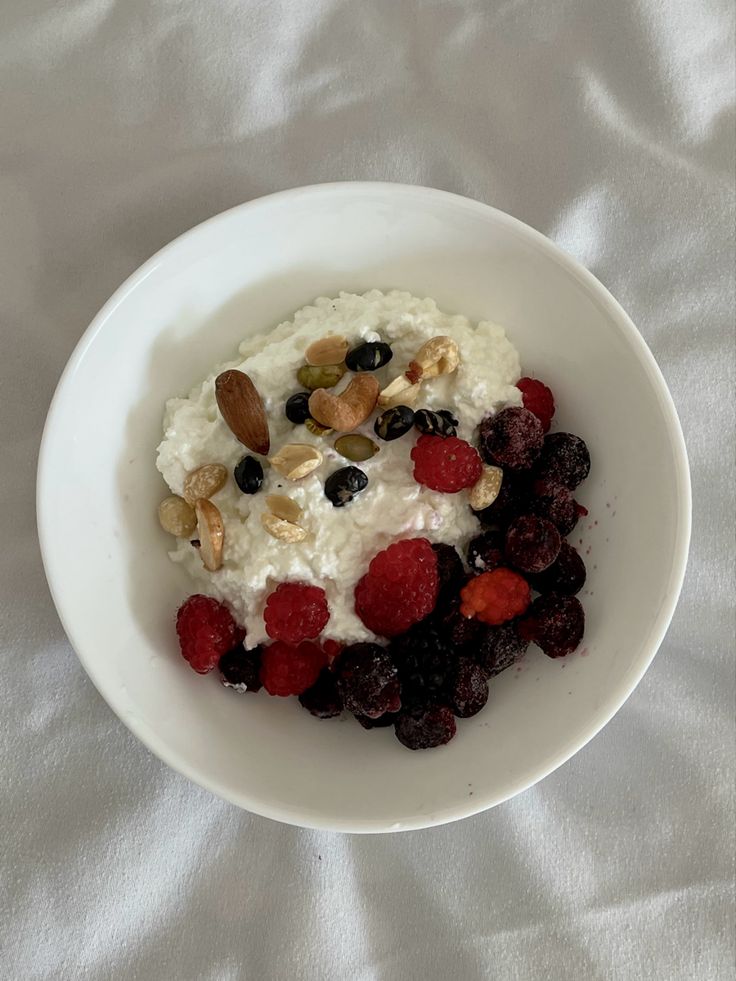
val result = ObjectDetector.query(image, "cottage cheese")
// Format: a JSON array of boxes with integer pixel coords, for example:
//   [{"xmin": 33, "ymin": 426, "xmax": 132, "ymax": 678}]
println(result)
[{"xmin": 156, "ymin": 290, "xmax": 521, "ymax": 647}]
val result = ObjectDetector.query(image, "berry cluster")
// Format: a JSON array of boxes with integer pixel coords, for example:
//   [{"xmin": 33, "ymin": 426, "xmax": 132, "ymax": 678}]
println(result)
[{"xmin": 173, "ymin": 376, "xmax": 591, "ymax": 751}]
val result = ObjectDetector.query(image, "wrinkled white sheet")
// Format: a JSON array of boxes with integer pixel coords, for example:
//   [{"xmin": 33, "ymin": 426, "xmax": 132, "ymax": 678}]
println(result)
[{"xmin": 1, "ymin": 1, "xmax": 734, "ymax": 978}]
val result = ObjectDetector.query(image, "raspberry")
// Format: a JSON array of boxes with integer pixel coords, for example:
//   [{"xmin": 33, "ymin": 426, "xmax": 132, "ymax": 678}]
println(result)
[
  {"xmin": 218, "ymin": 644, "xmax": 262, "ymax": 692},
  {"xmin": 354, "ymin": 712, "xmax": 399, "ymax": 729},
  {"xmin": 478, "ymin": 407, "xmax": 544, "ymax": 470},
  {"xmin": 298, "ymin": 668, "xmax": 343, "ymax": 718},
  {"xmin": 447, "ymin": 658, "xmax": 489, "ymax": 717},
  {"xmin": 395, "ymin": 705, "xmax": 457, "ymax": 750},
  {"xmin": 411, "ymin": 435, "xmax": 483, "ymax": 492},
  {"xmin": 260, "ymin": 641, "xmax": 327, "ymax": 696},
  {"xmin": 516, "ymin": 377, "xmax": 555, "ymax": 432},
  {"xmin": 505, "ymin": 515, "xmax": 561, "ymax": 574},
  {"xmin": 535, "ymin": 433, "xmax": 590, "ymax": 489},
  {"xmin": 354, "ymin": 538, "xmax": 439, "ymax": 637},
  {"xmin": 529, "ymin": 541, "xmax": 587, "ymax": 596},
  {"xmin": 432, "ymin": 543, "xmax": 465, "ymax": 603},
  {"xmin": 176, "ymin": 595, "xmax": 243, "ymax": 674},
  {"xmin": 467, "ymin": 530, "xmax": 505, "ymax": 573},
  {"xmin": 519, "ymin": 593, "xmax": 585, "ymax": 658},
  {"xmin": 475, "ymin": 470, "xmax": 533, "ymax": 530},
  {"xmin": 390, "ymin": 621, "xmax": 455, "ymax": 707},
  {"xmin": 476, "ymin": 621, "xmax": 529, "ymax": 677},
  {"xmin": 334, "ymin": 643, "xmax": 401, "ymax": 718},
  {"xmin": 530, "ymin": 480, "xmax": 579, "ymax": 536},
  {"xmin": 264, "ymin": 582, "xmax": 330, "ymax": 644},
  {"xmin": 460, "ymin": 568, "xmax": 531, "ymax": 625}
]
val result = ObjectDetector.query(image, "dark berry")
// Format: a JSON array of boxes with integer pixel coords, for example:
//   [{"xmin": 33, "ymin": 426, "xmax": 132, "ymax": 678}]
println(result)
[
  {"xmin": 431, "ymin": 543, "xmax": 465, "ymax": 603},
  {"xmin": 505, "ymin": 515, "xmax": 561, "ymax": 574},
  {"xmin": 434, "ymin": 593, "xmax": 487, "ymax": 651},
  {"xmin": 438, "ymin": 410, "xmax": 459, "ymax": 427},
  {"xmin": 395, "ymin": 704, "xmax": 457, "ymax": 750},
  {"xmin": 447, "ymin": 658, "xmax": 489, "ymax": 717},
  {"xmin": 285, "ymin": 392, "xmax": 312, "ymax": 424},
  {"xmin": 354, "ymin": 711, "xmax": 399, "ymax": 729},
  {"xmin": 528, "ymin": 541, "xmax": 586, "ymax": 596},
  {"xmin": 345, "ymin": 341, "xmax": 393, "ymax": 372},
  {"xmin": 474, "ymin": 470, "xmax": 533, "ymax": 530},
  {"xmin": 476, "ymin": 622, "xmax": 529, "ymax": 677},
  {"xmin": 519, "ymin": 593, "xmax": 585, "ymax": 658},
  {"xmin": 298, "ymin": 668, "xmax": 343, "ymax": 718},
  {"xmin": 478, "ymin": 406, "xmax": 544, "ymax": 470},
  {"xmin": 390, "ymin": 622, "xmax": 455, "ymax": 707},
  {"xmin": 218, "ymin": 644, "xmax": 262, "ymax": 692},
  {"xmin": 516, "ymin": 377, "xmax": 555, "ymax": 432},
  {"xmin": 467, "ymin": 530, "xmax": 505, "ymax": 573},
  {"xmin": 234, "ymin": 455, "xmax": 264, "ymax": 495},
  {"xmin": 535, "ymin": 433, "xmax": 590, "ymax": 489},
  {"xmin": 530, "ymin": 480, "xmax": 579, "ymax": 536},
  {"xmin": 324, "ymin": 466, "xmax": 368, "ymax": 507},
  {"xmin": 414, "ymin": 409, "xmax": 457, "ymax": 437},
  {"xmin": 334, "ymin": 643, "xmax": 401, "ymax": 718},
  {"xmin": 374, "ymin": 405, "xmax": 415, "ymax": 441}
]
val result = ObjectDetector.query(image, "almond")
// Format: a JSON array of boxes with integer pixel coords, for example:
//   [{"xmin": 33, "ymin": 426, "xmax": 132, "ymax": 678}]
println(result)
[
  {"xmin": 377, "ymin": 373, "xmax": 421, "ymax": 408},
  {"xmin": 194, "ymin": 498, "xmax": 224, "ymax": 571},
  {"xmin": 215, "ymin": 370, "xmax": 270, "ymax": 455},
  {"xmin": 182, "ymin": 463, "xmax": 228, "ymax": 505},
  {"xmin": 305, "ymin": 334, "xmax": 349, "ymax": 366},
  {"xmin": 308, "ymin": 374, "xmax": 380, "ymax": 432}
]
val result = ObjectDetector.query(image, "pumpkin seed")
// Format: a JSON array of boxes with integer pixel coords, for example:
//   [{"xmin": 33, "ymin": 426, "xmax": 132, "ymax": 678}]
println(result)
[
  {"xmin": 296, "ymin": 363, "xmax": 346, "ymax": 391},
  {"xmin": 334, "ymin": 433, "xmax": 379, "ymax": 462}
]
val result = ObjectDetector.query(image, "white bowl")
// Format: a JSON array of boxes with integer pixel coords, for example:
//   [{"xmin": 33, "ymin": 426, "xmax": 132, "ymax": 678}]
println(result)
[{"xmin": 37, "ymin": 183, "xmax": 690, "ymax": 832}]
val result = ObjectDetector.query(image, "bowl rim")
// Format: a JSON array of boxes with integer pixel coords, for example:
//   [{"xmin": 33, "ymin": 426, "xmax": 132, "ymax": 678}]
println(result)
[{"xmin": 36, "ymin": 181, "xmax": 692, "ymax": 832}]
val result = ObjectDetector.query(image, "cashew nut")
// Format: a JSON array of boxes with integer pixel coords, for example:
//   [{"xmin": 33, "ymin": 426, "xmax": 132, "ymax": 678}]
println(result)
[{"xmin": 308, "ymin": 374, "xmax": 379, "ymax": 432}]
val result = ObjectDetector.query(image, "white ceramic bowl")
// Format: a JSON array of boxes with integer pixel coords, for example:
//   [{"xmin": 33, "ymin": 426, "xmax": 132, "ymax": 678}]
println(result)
[{"xmin": 37, "ymin": 183, "xmax": 690, "ymax": 832}]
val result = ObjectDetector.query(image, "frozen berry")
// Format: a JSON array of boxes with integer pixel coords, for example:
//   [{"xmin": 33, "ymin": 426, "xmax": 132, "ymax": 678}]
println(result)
[
  {"xmin": 432, "ymin": 543, "xmax": 465, "ymax": 603},
  {"xmin": 529, "ymin": 541, "xmax": 586, "ymax": 596},
  {"xmin": 475, "ymin": 470, "xmax": 533, "ymax": 530},
  {"xmin": 218, "ymin": 644, "xmax": 262, "ymax": 692},
  {"xmin": 519, "ymin": 593, "xmax": 585, "ymax": 658},
  {"xmin": 354, "ymin": 711, "xmax": 399, "ymax": 729},
  {"xmin": 298, "ymin": 668, "xmax": 343, "ymax": 718},
  {"xmin": 354, "ymin": 538, "xmax": 439, "ymax": 637},
  {"xmin": 447, "ymin": 658, "xmax": 489, "ymax": 717},
  {"xmin": 433, "ymin": 590, "xmax": 486, "ymax": 649},
  {"xmin": 535, "ymin": 433, "xmax": 590, "ymax": 489},
  {"xmin": 478, "ymin": 407, "xmax": 544, "ymax": 470},
  {"xmin": 390, "ymin": 622, "xmax": 454, "ymax": 707},
  {"xmin": 530, "ymin": 480, "xmax": 579, "ymax": 536},
  {"xmin": 395, "ymin": 704, "xmax": 457, "ymax": 750},
  {"xmin": 505, "ymin": 515, "xmax": 561, "ymax": 574},
  {"xmin": 411, "ymin": 435, "xmax": 483, "ymax": 493},
  {"xmin": 176, "ymin": 594, "xmax": 243, "ymax": 674},
  {"xmin": 334, "ymin": 643, "xmax": 401, "ymax": 718},
  {"xmin": 260, "ymin": 640, "xmax": 328, "ymax": 696},
  {"xmin": 467, "ymin": 530, "xmax": 505, "ymax": 573},
  {"xmin": 516, "ymin": 377, "xmax": 555, "ymax": 432},
  {"xmin": 476, "ymin": 622, "xmax": 529, "ymax": 677},
  {"xmin": 460, "ymin": 568, "xmax": 531, "ymax": 625},
  {"xmin": 264, "ymin": 582, "xmax": 330, "ymax": 644}
]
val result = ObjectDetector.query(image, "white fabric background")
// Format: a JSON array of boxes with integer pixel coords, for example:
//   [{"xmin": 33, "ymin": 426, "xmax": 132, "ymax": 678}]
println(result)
[{"xmin": 1, "ymin": 1, "xmax": 734, "ymax": 978}]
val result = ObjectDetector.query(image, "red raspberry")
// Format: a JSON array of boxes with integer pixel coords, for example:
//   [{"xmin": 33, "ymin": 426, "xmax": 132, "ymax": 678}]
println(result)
[
  {"xmin": 460, "ymin": 568, "xmax": 531, "ymax": 626},
  {"xmin": 411, "ymin": 435, "xmax": 483, "ymax": 493},
  {"xmin": 176, "ymin": 595, "xmax": 243, "ymax": 674},
  {"xmin": 264, "ymin": 582, "xmax": 330, "ymax": 644},
  {"xmin": 354, "ymin": 538, "xmax": 439, "ymax": 637},
  {"xmin": 260, "ymin": 640, "xmax": 328, "ymax": 696},
  {"xmin": 517, "ymin": 377, "xmax": 555, "ymax": 432}
]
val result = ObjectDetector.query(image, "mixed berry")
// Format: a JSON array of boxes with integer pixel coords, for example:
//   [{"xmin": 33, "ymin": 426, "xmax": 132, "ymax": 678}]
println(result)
[{"xmin": 171, "ymin": 367, "xmax": 593, "ymax": 751}]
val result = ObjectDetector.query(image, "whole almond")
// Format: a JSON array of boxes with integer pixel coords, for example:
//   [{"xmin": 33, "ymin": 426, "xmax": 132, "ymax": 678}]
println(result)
[
  {"xmin": 215, "ymin": 370, "xmax": 270, "ymax": 455},
  {"xmin": 194, "ymin": 498, "xmax": 224, "ymax": 571},
  {"xmin": 305, "ymin": 335, "xmax": 349, "ymax": 366},
  {"xmin": 183, "ymin": 463, "xmax": 228, "ymax": 506}
]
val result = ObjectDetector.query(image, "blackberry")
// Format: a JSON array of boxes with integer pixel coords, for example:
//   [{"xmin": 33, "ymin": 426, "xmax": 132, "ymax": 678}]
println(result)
[
  {"xmin": 476, "ymin": 622, "xmax": 529, "ymax": 677},
  {"xmin": 433, "ymin": 591, "xmax": 487, "ymax": 651},
  {"xmin": 390, "ymin": 621, "xmax": 455, "ymax": 707},
  {"xmin": 505, "ymin": 515, "xmax": 561, "ymax": 574},
  {"xmin": 218, "ymin": 644, "xmax": 263, "ymax": 693},
  {"xmin": 395, "ymin": 704, "xmax": 457, "ymax": 750},
  {"xmin": 298, "ymin": 668, "xmax": 343, "ymax": 718},
  {"xmin": 334, "ymin": 643, "xmax": 401, "ymax": 718},
  {"xmin": 528, "ymin": 541, "xmax": 586, "ymax": 596},
  {"xmin": 535, "ymin": 433, "xmax": 590, "ymax": 489},
  {"xmin": 447, "ymin": 658, "xmax": 489, "ymax": 717},
  {"xmin": 467, "ymin": 530, "xmax": 505, "ymax": 573}
]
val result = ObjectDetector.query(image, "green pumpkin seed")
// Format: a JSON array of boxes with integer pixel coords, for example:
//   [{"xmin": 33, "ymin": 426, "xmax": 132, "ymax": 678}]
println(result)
[
  {"xmin": 334, "ymin": 433, "xmax": 379, "ymax": 462},
  {"xmin": 297, "ymin": 363, "xmax": 346, "ymax": 391}
]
